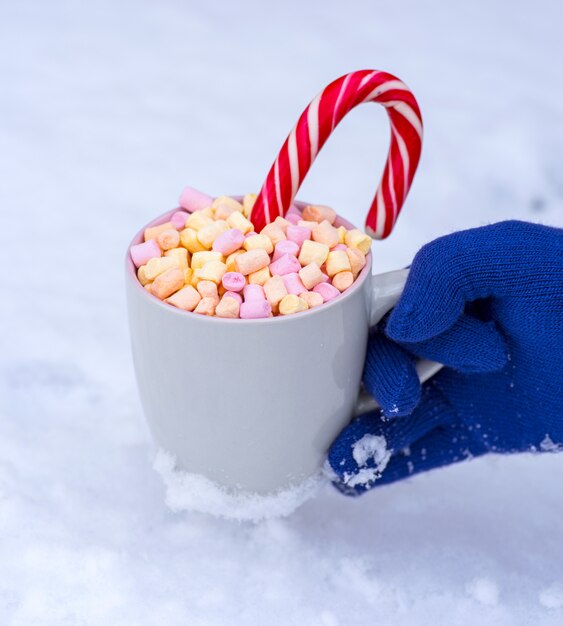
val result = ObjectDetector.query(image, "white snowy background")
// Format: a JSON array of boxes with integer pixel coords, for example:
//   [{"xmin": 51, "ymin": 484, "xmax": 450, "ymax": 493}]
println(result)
[{"xmin": 1, "ymin": 0, "xmax": 563, "ymax": 624}]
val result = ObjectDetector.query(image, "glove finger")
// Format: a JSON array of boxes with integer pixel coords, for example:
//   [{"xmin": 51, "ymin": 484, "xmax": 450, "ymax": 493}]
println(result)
[
  {"xmin": 385, "ymin": 223, "xmax": 530, "ymax": 343},
  {"xmin": 363, "ymin": 331, "xmax": 420, "ymax": 418},
  {"xmin": 327, "ymin": 386, "xmax": 456, "ymax": 495},
  {"xmin": 395, "ymin": 314, "xmax": 508, "ymax": 374}
]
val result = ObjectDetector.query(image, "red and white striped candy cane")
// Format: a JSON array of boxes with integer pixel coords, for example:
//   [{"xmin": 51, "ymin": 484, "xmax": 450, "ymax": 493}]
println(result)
[{"xmin": 250, "ymin": 69, "xmax": 423, "ymax": 239}]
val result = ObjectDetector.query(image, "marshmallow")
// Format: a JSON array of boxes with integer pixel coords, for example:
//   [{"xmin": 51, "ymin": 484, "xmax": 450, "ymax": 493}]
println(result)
[
  {"xmin": 243, "ymin": 233, "xmax": 274, "ymax": 254},
  {"xmin": 193, "ymin": 297, "xmax": 217, "ymax": 316},
  {"xmin": 222, "ymin": 271, "xmax": 246, "ymax": 292},
  {"xmin": 137, "ymin": 266, "xmax": 150, "ymax": 286},
  {"xmin": 144, "ymin": 221, "xmax": 174, "ymax": 242},
  {"xmin": 312, "ymin": 220, "xmax": 339, "ymax": 248},
  {"xmin": 196, "ymin": 280, "xmax": 220, "ymax": 302},
  {"xmin": 298, "ymin": 240, "xmax": 330, "ymax": 267},
  {"xmin": 332, "ymin": 271, "xmax": 354, "ymax": 292},
  {"xmin": 269, "ymin": 253, "xmax": 301, "ymax": 276},
  {"xmin": 302, "ymin": 204, "xmax": 337, "ymax": 224},
  {"xmin": 260, "ymin": 223, "xmax": 286, "ymax": 246},
  {"xmin": 166, "ymin": 285, "xmax": 201, "ymax": 311},
  {"xmin": 273, "ymin": 216, "xmax": 291, "ymax": 233},
  {"xmin": 234, "ymin": 248, "xmax": 270, "ymax": 275},
  {"xmin": 298, "ymin": 262, "xmax": 328, "ymax": 290},
  {"xmin": 345, "ymin": 229, "xmax": 372, "ymax": 254},
  {"xmin": 212, "ymin": 195, "xmax": 244, "ymax": 214},
  {"xmin": 164, "ymin": 247, "xmax": 189, "ymax": 269},
  {"xmin": 272, "ymin": 240, "xmax": 299, "ymax": 262},
  {"xmin": 225, "ymin": 250, "xmax": 245, "ymax": 272},
  {"xmin": 157, "ymin": 228, "xmax": 180, "ymax": 251},
  {"xmin": 130, "ymin": 239, "xmax": 162, "ymax": 268},
  {"xmin": 243, "ymin": 284, "xmax": 266, "ymax": 301},
  {"xmin": 215, "ymin": 295, "xmax": 240, "ymax": 318},
  {"xmin": 223, "ymin": 290, "xmax": 243, "ymax": 304},
  {"xmin": 282, "ymin": 272, "xmax": 307, "ymax": 295},
  {"xmin": 185, "ymin": 211, "xmax": 215, "ymax": 231},
  {"xmin": 240, "ymin": 299, "xmax": 272, "ymax": 319},
  {"xmin": 337, "ymin": 225, "xmax": 347, "ymax": 244},
  {"xmin": 171, "ymin": 211, "xmax": 190, "ymax": 230},
  {"xmin": 151, "ymin": 267, "xmax": 184, "ymax": 300},
  {"xmin": 242, "ymin": 194, "xmax": 257, "ymax": 218},
  {"xmin": 333, "ymin": 243, "xmax": 347, "ymax": 251},
  {"xmin": 279, "ymin": 294, "xmax": 308, "ymax": 315},
  {"xmin": 212, "ymin": 229, "xmax": 245, "ymax": 255},
  {"xmin": 300, "ymin": 291, "xmax": 324, "ymax": 309},
  {"xmin": 179, "ymin": 186, "xmax": 214, "ymax": 213},
  {"xmin": 227, "ymin": 211, "xmax": 254, "ymax": 234},
  {"xmin": 263, "ymin": 275, "xmax": 288, "ymax": 310},
  {"xmin": 286, "ymin": 225, "xmax": 311, "ymax": 248},
  {"xmin": 180, "ymin": 228, "xmax": 207, "ymax": 253},
  {"xmin": 191, "ymin": 251, "xmax": 223, "ymax": 269},
  {"xmin": 248, "ymin": 266, "xmax": 271, "ymax": 286},
  {"xmin": 197, "ymin": 221, "xmax": 229, "ymax": 249},
  {"xmin": 326, "ymin": 250, "xmax": 352, "ymax": 277},
  {"xmin": 346, "ymin": 247, "xmax": 367, "ymax": 277},
  {"xmin": 313, "ymin": 282, "xmax": 340, "ymax": 302},
  {"xmin": 198, "ymin": 260, "xmax": 227, "ymax": 284},
  {"xmin": 285, "ymin": 213, "xmax": 301, "ymax": 225},
  {"xmin": 143, "ymin": 256, "xmax": 180, "ymax": 281}
]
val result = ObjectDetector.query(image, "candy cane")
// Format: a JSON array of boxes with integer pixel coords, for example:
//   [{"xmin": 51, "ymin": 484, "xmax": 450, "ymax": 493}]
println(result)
[{"xmin": 250, "ymin": 70, "xmax": 423, "ymax": 239}]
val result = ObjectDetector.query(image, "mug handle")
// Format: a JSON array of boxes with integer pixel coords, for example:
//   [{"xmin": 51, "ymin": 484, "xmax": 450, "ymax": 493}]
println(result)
[{"xmin": 354, "ymin": 268, "xmax": 443, "ymax": 416}]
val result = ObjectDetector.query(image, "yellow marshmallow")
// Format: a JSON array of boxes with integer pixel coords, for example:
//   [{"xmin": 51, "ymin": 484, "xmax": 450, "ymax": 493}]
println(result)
[
  {"xmin": 301, "ymin": 291, "xmax": 324, "ymax": 308},
  {"xmin": 346, "ymin": 247, "xmax": 367, "ymax": 277},
  {"xmin": 225, "ymin": 250, "xmax": 245, "ymax": 273},
  {"xmin": 298, "ymin": 240, "xmax": 330, "ymax": 267},
  {"xmin": 337, "ymin": 226, "xmax": 347, "ymax": 244},
  {"xmin": 144, "ymin": 282, "xmax": 153, "ymax": 293},
  {"xmin": 298, "ymin": 262, "xmax": 326, "ymax": 290},
  {"xmin": 263, "ymin": 275, "xmax": 288, "ymax": 310},
  {"xmin": 197, "ymin": 221, "xmax": 229, "ymax": 249},
  {"xmin": 212, "ymin": 196, "xmax": 244, "ymax": 214},
  {"xmin": 165, "ymin": 285, "xmax": 201, "ymax": 311},
  {"xmin": 326, "ymin": 250, "xmax": 352, "ymax": 277},
  {"xmin": 193, "ymin": 296, "xmax": 216, "ymax": 316},
  {"xmin": 260, "ymin": 223, "xmax": 287, "ymax": 246},
  {"xmin": 345, "ymin": 229, "xmax": 372, "ymax": 254},
  {"xmin": 332, "ymin": 271, "xmax": 354, "ymax": 292},
  {"xmin": 185, "ymin": 211, "xmax": 214, "ymax": 231},
  {"xmin": 235, "ymin": 248, "xmax": 270, "ymax": 275},
  {"xmin": 190, "ymin": 268, "xmax": 201, "ymax": 287},
  {"xmin": 184, "ymin": 267, "xmax": 193, "ymax": 284},
  {"xmin": 191, "ymin": 251, "xmax": 223, "ymax": 270},
  {"xmin": 164, "ymin": 247, "xmax": 189, "ymax": 269},
  {"xmin": 242, "ymin": 194, "xmax": 257, "ymax": 218},
  {"xmin": 137, "ymin": 265, "xmax": 150, "ymax": 286},
  {"xmin": 151, "ymin": 267, "xmax": 184, "ymax": 300},
  {"xmin": 180, "ymin": 228, "xmax": 207, "ymax": 253},
  {"xmin": 279, "ymin": 294, "xmax": 309, "ymax": 316},
  {"xmin": 143, "ymin": 256, "xmax": 179, "ymax": 281},
  {"xmin": 243, "ymin": 234, "xmax": 274, "ymax": 254},
  {"xmin": 198, "ymin": 260, "xmax": 227, "ymax": 284},
  {"xmin": 298, "ymin": 219, "xmax": 320, "ymax": 231},
  {"xmin": 144, "ymin": 221, "xmax": 174, "ymax": 242},
  {"xmin": 248, "ymin": 266, "xmax": 271, "ymax": 286},
  {"xmin": 227, "ymin": 210, "xmax": 254, "ymax": 234},
  {"xmin": 312, "ymin": 220, "xmax": 339, "ymax": 248}
]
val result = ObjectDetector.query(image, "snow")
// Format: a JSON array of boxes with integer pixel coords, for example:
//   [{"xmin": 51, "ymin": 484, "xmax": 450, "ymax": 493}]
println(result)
[
  {"xmin": 342, "ymin": 434, "xmax": 391, "ymax": 488},
  {"xmin": 1, "ymin": 0, "xmax": 563, "ymax": 624}
]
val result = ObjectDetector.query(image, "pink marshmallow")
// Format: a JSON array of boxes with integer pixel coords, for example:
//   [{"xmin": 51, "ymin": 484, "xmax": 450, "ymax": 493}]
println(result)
[
  {"xmin": 269, "ymin": 253, "xmax": 301, "ymax": 276},
  {"xmin": 272, "ymin": 240, "xmax": 299, "ymax": 262},
  {"xmin": 282, "ymin": 273, "xmax": 307, "ymax": 295},
  {"xmin": 243, "ymin": 284, "xmax": 265, "ymax": 301},
  {"xmin": 286, "ymin": 205, "xmax": 302, "ymax": 217},
  {"xmin": 313, "ymin": 282, "xmax": 341, "ymax": 302},
  {"xmin": 170, "ymin": 210, "xmax": 189, "ymax": 230},
  {"xmin": 244, "ymin": 231, "xmax": 257, "ymax": 239},
  {"xmin": 240, "ymin": 299, "xmax": 272, "ymax": 319},
  {"xmin": 285, "ymin": 214, "xmax": 301, "ymax": 225},
  {"xmin": 333, "ymin": 243, "xmax": 347, "ymax": 251},
  {"xmin": 287, "ymin": 225, "xmax": 311, "ymax": 248},
  {"xmin": 223, "ymin": 290, "xmax": 243, "ymax": 304},
  {"xmin": 213, "ymin": 229, "xmax": 244, "ymax": 255},
  {"xmin": 222, "ymin": 272, "xmax": 246, "ymax": 292},
  {"xmin": 178, "ymin": 186, "xmax": 214, "ymax": 213},
  {"xmin": 130, "ymin": 239, "xmax": 161, "ymax": 268}
]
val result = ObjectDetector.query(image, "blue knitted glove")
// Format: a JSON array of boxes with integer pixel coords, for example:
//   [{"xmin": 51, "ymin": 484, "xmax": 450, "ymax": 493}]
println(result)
[{"xmin": 328, "ymin": 221, "xmax": 563, "ymax": 495}]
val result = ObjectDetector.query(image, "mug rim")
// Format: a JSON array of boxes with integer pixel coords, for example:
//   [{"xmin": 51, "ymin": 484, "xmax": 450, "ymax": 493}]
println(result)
[{"xmin": 125, "ymin": 201, "xmax": 372, "ymax": 326}]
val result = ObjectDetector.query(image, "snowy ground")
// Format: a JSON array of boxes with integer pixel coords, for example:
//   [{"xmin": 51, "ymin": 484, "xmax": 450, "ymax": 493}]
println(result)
[{"xmin": 1, "ymin": 1, "xmax": 563, "ymax": 624}]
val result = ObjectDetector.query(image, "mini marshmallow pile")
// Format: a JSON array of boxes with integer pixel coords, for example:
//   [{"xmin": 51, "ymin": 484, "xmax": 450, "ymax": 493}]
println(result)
[{"xmin": 130, "ymin": 187, "xmax": 371, "ymax": 319}]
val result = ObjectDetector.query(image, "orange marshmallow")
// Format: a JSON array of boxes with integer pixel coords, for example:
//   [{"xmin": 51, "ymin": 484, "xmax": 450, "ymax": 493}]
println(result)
[
  {"xmin": 144, "ymin": 221, "xmax": 174, "ymax": 242},
  {"xmin": 151, "ymin": 267, "xmax": 184, "ymax": 300},
  {"xmin": 263, "ymin": 275, "xmax": 288, "ymax": 310},
  {"xmin": 326, "ymin": 250, "xmax": 352, "ymax": 277},
  {"xmin": 165, "ymin": 285, "xmax": 201, "ymax": 311},
  {"xmin": 243, "ymin": 233, "xmax": 274, "ymax": 254},
  {"xmin": 298, "ymin": 262, "xmax": 326, "ymax": 290},
  {"xmin": 157, "ymin": 228, "xmax": 180, "ymax": 251},
  {"xmin": 302, "ymin": 204, "xmax": 337, "ymax": 225},
  {"xmin": 301, "ymin": 291, "xmax": 324, "ymax": 308},
  {"xmin": 346, "ymin": 247, "xmax": 367, "ymax": 277},
  {"xmin": 279, "ymin": 294, "xmax": 308, "ymax": 315},
  {"xmin": 332, "ymin": 271, "xmax": 354, "ymax": 292},
  {"xmin": 215, "ymin": 295, "xmax": 241, "ymax": 318},
  {"xmin": 273, "ymin": 216, "xmax": 291, "ymax": 233},
  {"xmin": 312, "ymin": 220, "xmax": 339, "ymax": 248},
  {"xmin": 260, "ymin": 223, "xmax": 287, "ymax": 246},
  {"xmin": 298, "ymin": 240, "xmax": 330, "ymax": 267},
  {"xmin": 235, "ymin": 248, "xmax": 270, "ymax": 275},
  {"xmin": 193, "ymin": 296, "xmax": 217, "ymax": 316},
  {"xmin": 180, "ymin": 228, "xmax": 207, "ymax": 253},
  {"xmin": 196, "ymin": 280, "xmax": 219, "ymax": 302},
  {"xmin": 248, "ymin": 266, "xmax": 271, "ymax": 286}
]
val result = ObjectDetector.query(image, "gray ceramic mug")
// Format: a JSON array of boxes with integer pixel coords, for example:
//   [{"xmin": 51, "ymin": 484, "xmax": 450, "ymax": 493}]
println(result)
[{"xmin": 126, "ymin": 204, "xmax": 441, "ymax": 495}]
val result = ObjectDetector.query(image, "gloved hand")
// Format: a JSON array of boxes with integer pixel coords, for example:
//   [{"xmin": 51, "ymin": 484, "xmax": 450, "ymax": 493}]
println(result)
[{"xmin": 327, "ymin": 221, "xmax": 563, "ymax": 495}]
